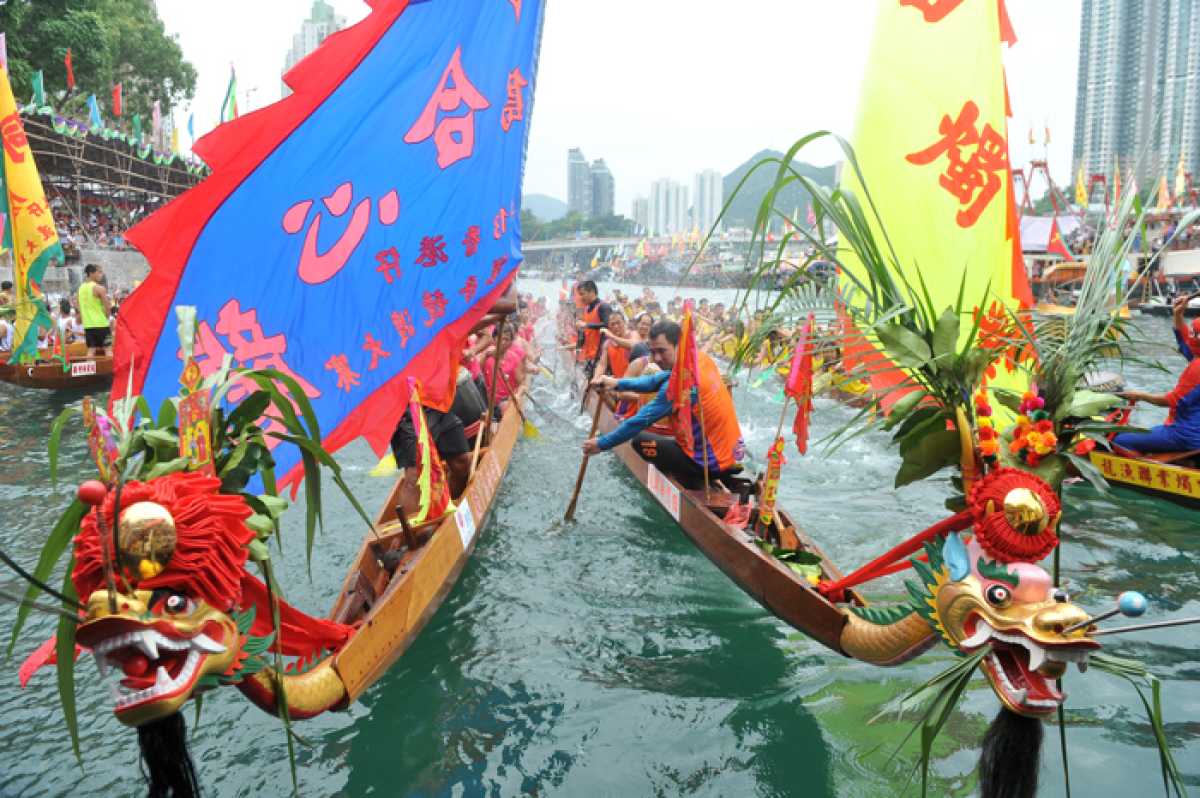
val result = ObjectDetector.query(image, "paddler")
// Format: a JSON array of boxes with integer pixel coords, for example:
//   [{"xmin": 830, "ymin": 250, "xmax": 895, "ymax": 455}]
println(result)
[
  {"xmin": 390, "ymin": 286, "xmax": 516, "ymax": 520},
  {"xmin": 1113, "ymin": 296, "xmax": 1200, "ymax": 454},
  {"xmin": 582, "ymin": 320, "xmax": 745, "ymax": 489},
  {"xmin": 595, "ymin": 312, "xmax": 634, "ymax": 378},
  {"xmin": 574, "ymin": 280, "xmax": 611, "ymax": 380},
  {"xmin": 78, "ymin": 264, "xmax": 112, "ymax": 356}
]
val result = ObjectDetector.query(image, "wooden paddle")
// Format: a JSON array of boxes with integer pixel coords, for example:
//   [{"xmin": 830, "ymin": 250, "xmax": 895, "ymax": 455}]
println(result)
[
  {"xmin": 496, "ymin": 369, "xmax": 539, "ymax": 438},
  {"xmin": 564, "ymin": 386, "xmax": 604, "ymax": 522}
]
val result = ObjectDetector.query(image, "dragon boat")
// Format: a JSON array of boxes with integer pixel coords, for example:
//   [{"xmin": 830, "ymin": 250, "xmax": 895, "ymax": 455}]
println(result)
[
  {"xmin": 0, "ymin": 350, "xmax": 114, "ymax": 390},
  {"xmin": 1088, "ymin": 447, "xmax": 1200, "ymax": 508}
]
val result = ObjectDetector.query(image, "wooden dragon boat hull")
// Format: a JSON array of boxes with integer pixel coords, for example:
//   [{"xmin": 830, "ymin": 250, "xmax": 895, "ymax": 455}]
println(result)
[
  {"xmin": 0, "ymin": 353, "xmax": 113, "ymax": 390},
  {"xmin": 329, "ymin": 384, "xmax": 528, "ymax": 702},
  {"xmin": 586, "ymin": 390, "xmax": 852, "ymax": 653},
  {"xmin": 1089, "ymin": 449, "xmax": 1200, "ymax": 508}
]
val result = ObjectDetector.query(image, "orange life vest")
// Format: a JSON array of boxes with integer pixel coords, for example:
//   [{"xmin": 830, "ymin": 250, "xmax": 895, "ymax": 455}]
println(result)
[
  {"xmin": 671, "ymin": 351, "xmax": 744, "ymax": 471},
  {"xmin": 580, "ymin": 301, "xmax": 602, "ymax": 361},
  {"xmin": 606, "ymin": 340, "xmax": 630, "ymax": 377}
]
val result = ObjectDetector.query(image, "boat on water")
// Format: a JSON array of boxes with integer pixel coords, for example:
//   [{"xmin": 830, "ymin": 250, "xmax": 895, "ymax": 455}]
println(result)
[
  {"xmin": 584, "ymin": 388, "xmax": 854, "ymax": 652},
  {"xmin": 1089, "ymin": 447, "xmax": 1200, "ymax": 508},
  {"xmin": 0, "ymin": 350, "xmax": 113, "ymax": 390},
  {"xmin": 329, "ymin": 384, "xmax": 528, "ymax": 698}
]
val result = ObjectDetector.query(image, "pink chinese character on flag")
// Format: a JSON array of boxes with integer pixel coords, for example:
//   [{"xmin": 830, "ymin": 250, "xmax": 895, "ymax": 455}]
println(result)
[
  {"xmin": 403, "ymin": 46, "xmax": 491, "ymax": 169},
  {"xmin": 460, "ymin": 275, "xmax": 478, "ymax": 303},
  {"xmin": 501, "ymin": 68, "xmax": 528, "ymax": 132},
  {"xmin": 416, "ymin": 235, "xmax": 449, "ymax": 268},
  {"xmin": 905, "ymin": 100, "xmax": 1007, "ymax": 228},
  {"xmin": 493, "ymin": 207, "xmax": 508, "ymax": 239},
  {"xmin": 282, "ymin": 182, "xmax": 400, "ymax": 284},
  {"xmin": 391, "ymin": 310, "xmax": 415, "ymax": 347},
  {"xmin": 487, "ymin": 255, "xmax": 508, "ymax": 284},
  {"xmin": 463, "ymin": 225, "xmax": 481, "ymax": 257},
  {"xmin": 362, "ymin": 333, "xmax": 391, "ymax": 370},
  {"xmin": 214, "ymin": 300, "xmax": 321, "ymax": 400},
  {"xmin": 375, "ymin": 246, "xmax": 401, "ymax": 283},
  {"xmin": 325, "ymin": 354, "xmax": 361, "ymax": 391},
  {"xmin": 423, "ymin": 290, "xmax": 448, "ymax": 327},
  {"xmin": 509, "ymin": 0, "xmax": 521, "ymax": 22}
]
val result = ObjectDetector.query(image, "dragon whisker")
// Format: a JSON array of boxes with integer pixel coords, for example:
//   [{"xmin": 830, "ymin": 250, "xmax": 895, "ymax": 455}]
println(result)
[
  {"xmin": 0, "ymin": 548, "xmax": 88, "ymax": 611},
  {"xmin": 0, "ymin": 587, "xmax": 81, "ymax": 624}
]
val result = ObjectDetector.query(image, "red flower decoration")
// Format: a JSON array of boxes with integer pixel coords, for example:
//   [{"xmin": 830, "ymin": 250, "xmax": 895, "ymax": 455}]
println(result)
[{"xmin": 967, "ymin": 467, "xmax": 1061, "ymax": 563}]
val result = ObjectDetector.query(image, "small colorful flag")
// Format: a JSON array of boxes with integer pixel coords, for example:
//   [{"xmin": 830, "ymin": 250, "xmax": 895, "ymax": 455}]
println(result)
[
  {"xmin": 1156, "ymin": 174, "xmax": 1171, "ymax": 212},
  {"xmin": 30, "ymin": 70, "xmax": 45, "ymax": 107},
  {"xmin": 187, "ymin": 112, "xmax": 195, "ymax": 143},
  {"xmin": 132, "ymin": 113, "xmax": 142, "ymax": 142},
  {"xmin": 111, "ymin": 82, "xmax": 122, "ymax": 117},
  {"xmin": 152, "ymin": 100, "xmax": 162, "ymax": 146},
  {"xmin": 805, "ymin": 203, "xmax": 816, "ymax": 227},
  {"xmin": 667, "ymin": 303, "xmax": 702, "ymax": 458},
  {"xmin": 1074, "ymin": 166, "xmax": 1087, "ymax": 207},
  {"xmin": 0, "ymin": 34, "xmax": 7, "ymax": 72},
  {"xmin": 86, "ymin": 93, "xmax": 102, "ymax": 129},
  {"xmin": 64, "ymin": 48, "xmax": 75, "ymax": 91},
  {"xmin": 1112, "ymin": 156, "xmax": 1122, "ymax": 204},
  {"xmin": 758, "ymin": 437, "xmax": 786, "ymax": 530},
  {"xmin": 220, "ymin": 66, "xmax": 239, "ymax": 123},
  {"xmin": 783, "ymin": 313, "xmax": 815, "ymax": 454},
  {"xmin": 1175, "ymin": 155, "xmax": 1187, "ymax": 201},
  {"xmin": 171, "ymin": 125, "xmax": 180, "ymax": 154},
  {"xmin": 1046, "ymin": 218, "xmax": 1073, "ymax": 260},
  {"xmin": 1043, "ymin": 123, "xmax": 1051, "ymax": 145},
  {"xmin": 406, "ymin": 377, "xmax": 452, "ymax": 524}
]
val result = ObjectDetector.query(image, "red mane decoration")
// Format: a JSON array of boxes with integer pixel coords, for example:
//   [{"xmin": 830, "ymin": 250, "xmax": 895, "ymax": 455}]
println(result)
[{"xmin": 968, "ymin": 467, "xmax": 1060, "ymax": 563}]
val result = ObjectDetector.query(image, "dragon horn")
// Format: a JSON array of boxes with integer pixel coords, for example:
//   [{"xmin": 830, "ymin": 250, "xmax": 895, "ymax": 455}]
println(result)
[{"xmin": 957, "ymin": 405, "xmax": 980, "ymax": 495}]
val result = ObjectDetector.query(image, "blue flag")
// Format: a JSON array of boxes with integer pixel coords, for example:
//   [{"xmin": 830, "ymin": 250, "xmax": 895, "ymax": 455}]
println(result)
[
  {"xmin": 115, "ymin": 0, "xmax": 545, "ymax": 492},
  {"xmin": 187, "ymin": 112, "xmax": 194, "ymax": 143},
  {"xmin": 87, "ymin": 94, "xmax": 102, "ymax": 129}
]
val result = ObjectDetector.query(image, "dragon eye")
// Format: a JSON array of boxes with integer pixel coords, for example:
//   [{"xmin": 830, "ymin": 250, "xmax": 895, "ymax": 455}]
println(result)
[
  {"xmin": 1052, "ymin": 588, "xmax": 1069, "ymax": 604},
  {"xmin": 163, "ymin": 594, "xmax": 193, "ymax": 615},
  {"xmin": 985, "ymin": 584, "xmax": 1012, "ymax": 607}
]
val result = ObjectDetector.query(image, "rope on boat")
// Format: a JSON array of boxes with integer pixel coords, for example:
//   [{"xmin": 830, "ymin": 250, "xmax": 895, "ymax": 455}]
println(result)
[{"xmin": 816, "ymin": 509, "xmax": 973, "ymax": 603}]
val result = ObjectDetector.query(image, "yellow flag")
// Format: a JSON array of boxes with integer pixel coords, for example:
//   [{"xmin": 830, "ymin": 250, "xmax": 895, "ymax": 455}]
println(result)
[
  {"xmin": 1156, "ymin": 174, "xmax": 1171, "ymax": 211},
  {"xmin": 0, "ymin": 64, "xmax": 63, "ymax": 362},
  {"xmin": 1074, "ymin": 166, "xmax": 1088, "ymax": 207},
  {"xmin": 171, "ymin": 125, "xmax": 180, "ymax": 154},
  {"xmin": 1174, "ymin": 156, "xmax": 1186, "ymax": 200},
  {"xmin": 1112, "ymin": 156, "xmax": 1121, "ymax": 204},
  {"xmin": 839, "ymin": 0, "xmax": 1029, "ymax": 405}
]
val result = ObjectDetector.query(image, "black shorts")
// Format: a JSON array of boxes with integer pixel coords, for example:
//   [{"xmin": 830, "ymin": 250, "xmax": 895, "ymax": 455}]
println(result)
[
  {"xmin": 390, "ymin": 407, "xmax": 470, "ymax": 468},
  {"xmin": 84, "ymin": 327, "xmax": 109, "ymax": 348}
]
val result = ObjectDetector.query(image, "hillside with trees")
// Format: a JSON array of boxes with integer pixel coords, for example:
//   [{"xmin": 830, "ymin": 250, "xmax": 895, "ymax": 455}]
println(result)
[{"xmin": 722, "ymin": 149, "xmax": 837, "ymax": 228}]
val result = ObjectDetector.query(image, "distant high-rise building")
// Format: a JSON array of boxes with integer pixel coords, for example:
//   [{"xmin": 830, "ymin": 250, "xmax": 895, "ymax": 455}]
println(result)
[
  {"xmin": 567, "ymin": 148, "xmax": 592, "ymax": 217},
  {"xmin": 631, "ymin": 197, "xmax": 649, "ymax": 233},
  {"xmin": 648, "ymin": 178, "xmax": 689, "ymax": 236},
  {"xmin": 692, "ymin": 169, "xmax": 723, "ymax": 234},
  {"xmin": 1073, "ymin": 0, "xmax": 1200, "ymax": 188},
  {"xmin": 282, "ymin": 1, "xmax": 346, "ymax": 97},
  {"xmin": 590, "ymin": 159, "xmax": 615, "ymax": 217}
]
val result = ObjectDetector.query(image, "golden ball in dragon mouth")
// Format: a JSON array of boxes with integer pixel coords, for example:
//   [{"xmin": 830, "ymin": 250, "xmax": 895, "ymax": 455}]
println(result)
[
  {"xmin": 1002, "ymin": 488, "xmax": 1047, "ymax": 536},
  {"xmin": 117, "ymin": 501, "xmax": 177, "ymax": 579}
]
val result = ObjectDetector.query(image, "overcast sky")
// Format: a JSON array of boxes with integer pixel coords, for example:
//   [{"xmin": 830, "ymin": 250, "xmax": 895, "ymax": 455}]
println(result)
[{"xmin": 158, "ymin": 0, "xmax": 1081, "ymax": 215}]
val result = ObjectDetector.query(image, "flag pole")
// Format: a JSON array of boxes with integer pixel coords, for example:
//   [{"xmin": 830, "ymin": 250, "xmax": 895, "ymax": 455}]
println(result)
[{"xmin": 696, "ymin": 385, "xmax": 711, "ymax": 501}]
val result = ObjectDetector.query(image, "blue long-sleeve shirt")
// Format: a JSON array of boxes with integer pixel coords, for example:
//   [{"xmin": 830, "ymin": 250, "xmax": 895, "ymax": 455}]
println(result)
[{"xmin": 596, "ymin": 371, "xmax": 673, "ymax": 451}]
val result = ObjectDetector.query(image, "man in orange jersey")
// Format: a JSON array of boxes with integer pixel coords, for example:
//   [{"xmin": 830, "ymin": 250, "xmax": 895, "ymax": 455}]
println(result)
[
  {"xmin": 573, "ymin": 280, "xmax": 610, "ymax": 379},
  {"xmin": 583, "ymin": 320, "xmax": 745, "ymax": 489}
]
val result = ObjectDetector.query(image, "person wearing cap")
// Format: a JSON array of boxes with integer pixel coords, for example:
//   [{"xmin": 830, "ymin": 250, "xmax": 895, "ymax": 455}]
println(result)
[{"xmin": 1114, "ymin": 294, "xmax": 1200, "ymax": 453}]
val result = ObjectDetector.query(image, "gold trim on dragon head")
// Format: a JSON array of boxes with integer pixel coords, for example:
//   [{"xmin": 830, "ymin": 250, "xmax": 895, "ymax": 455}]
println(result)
[{"xmin": 76, "ymin": 589, "xmax": 241, "ymax": 727}]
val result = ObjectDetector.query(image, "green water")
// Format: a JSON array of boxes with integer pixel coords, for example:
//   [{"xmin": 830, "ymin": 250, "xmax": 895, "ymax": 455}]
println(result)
[{"xmin": 0, "ymin": 286, "xmax": 1196, "ymax": 797}]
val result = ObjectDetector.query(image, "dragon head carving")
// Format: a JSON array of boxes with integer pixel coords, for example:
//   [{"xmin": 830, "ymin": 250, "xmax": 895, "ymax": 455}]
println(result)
[
  {"xmin": 67, "ymin": 471, "xmax": 352, "ymax": 726},
  {"xmin": 910, "ymin": 534, "xmax": 1098, "ymax": 717}
]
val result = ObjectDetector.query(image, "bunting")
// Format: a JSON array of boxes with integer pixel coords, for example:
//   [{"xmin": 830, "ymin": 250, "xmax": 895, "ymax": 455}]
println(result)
[
  {"xmin": 64, "ymin": 48, "xmax": 75, "ymax": 91},
  {"xmin": 113, "ymin": 0, "xmax": 547, "ymax": 492}
]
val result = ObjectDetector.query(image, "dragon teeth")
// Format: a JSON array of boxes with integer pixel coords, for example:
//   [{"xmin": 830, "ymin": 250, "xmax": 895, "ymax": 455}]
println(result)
[
  {"xmin": 135, "ymin": 631, "xmax": 159, "ymax": 661},
  {"xmin": 190, "ymin": 634, "xmax": 225, "ymax": 654},
  {"xmin": 959, "ymin": 622, "xmax": 993, "ymax": 649},
  {"xmin": 1026, "ymin": 643, "xmax": 1047, "ymax": 672},
  {"xmin": 93, "ymin": 651, "xmax": 109, "ymax": 678}
]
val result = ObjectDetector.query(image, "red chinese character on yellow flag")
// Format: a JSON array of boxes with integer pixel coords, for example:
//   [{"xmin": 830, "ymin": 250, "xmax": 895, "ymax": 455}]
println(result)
[
  {"xmin": 905, "ymin": 100, "xmax": 1008, "ymax": 228},
  {"xmin": 501, "ymin": 67, "xmax": 528, "ymax": 132},
  {"xmin": 404, "ymin": 46, "xmax": 491, "ymax": 169},
  {"xmin": 0, "ymin": 113, "xmax": 30, "ymax": 163},
  {"xmin": 325, "ymin": 354, "xmax": 361, "ymax": 391},
  {"xmin": 898, "ymin": 0, "xmax": 966, "ymax": 22}
]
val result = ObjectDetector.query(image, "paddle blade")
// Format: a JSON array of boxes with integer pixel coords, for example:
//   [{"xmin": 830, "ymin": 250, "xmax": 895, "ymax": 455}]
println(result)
[{"xmin": 369, "ymin": 452, "xmax": 398, "ymax": 478}]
